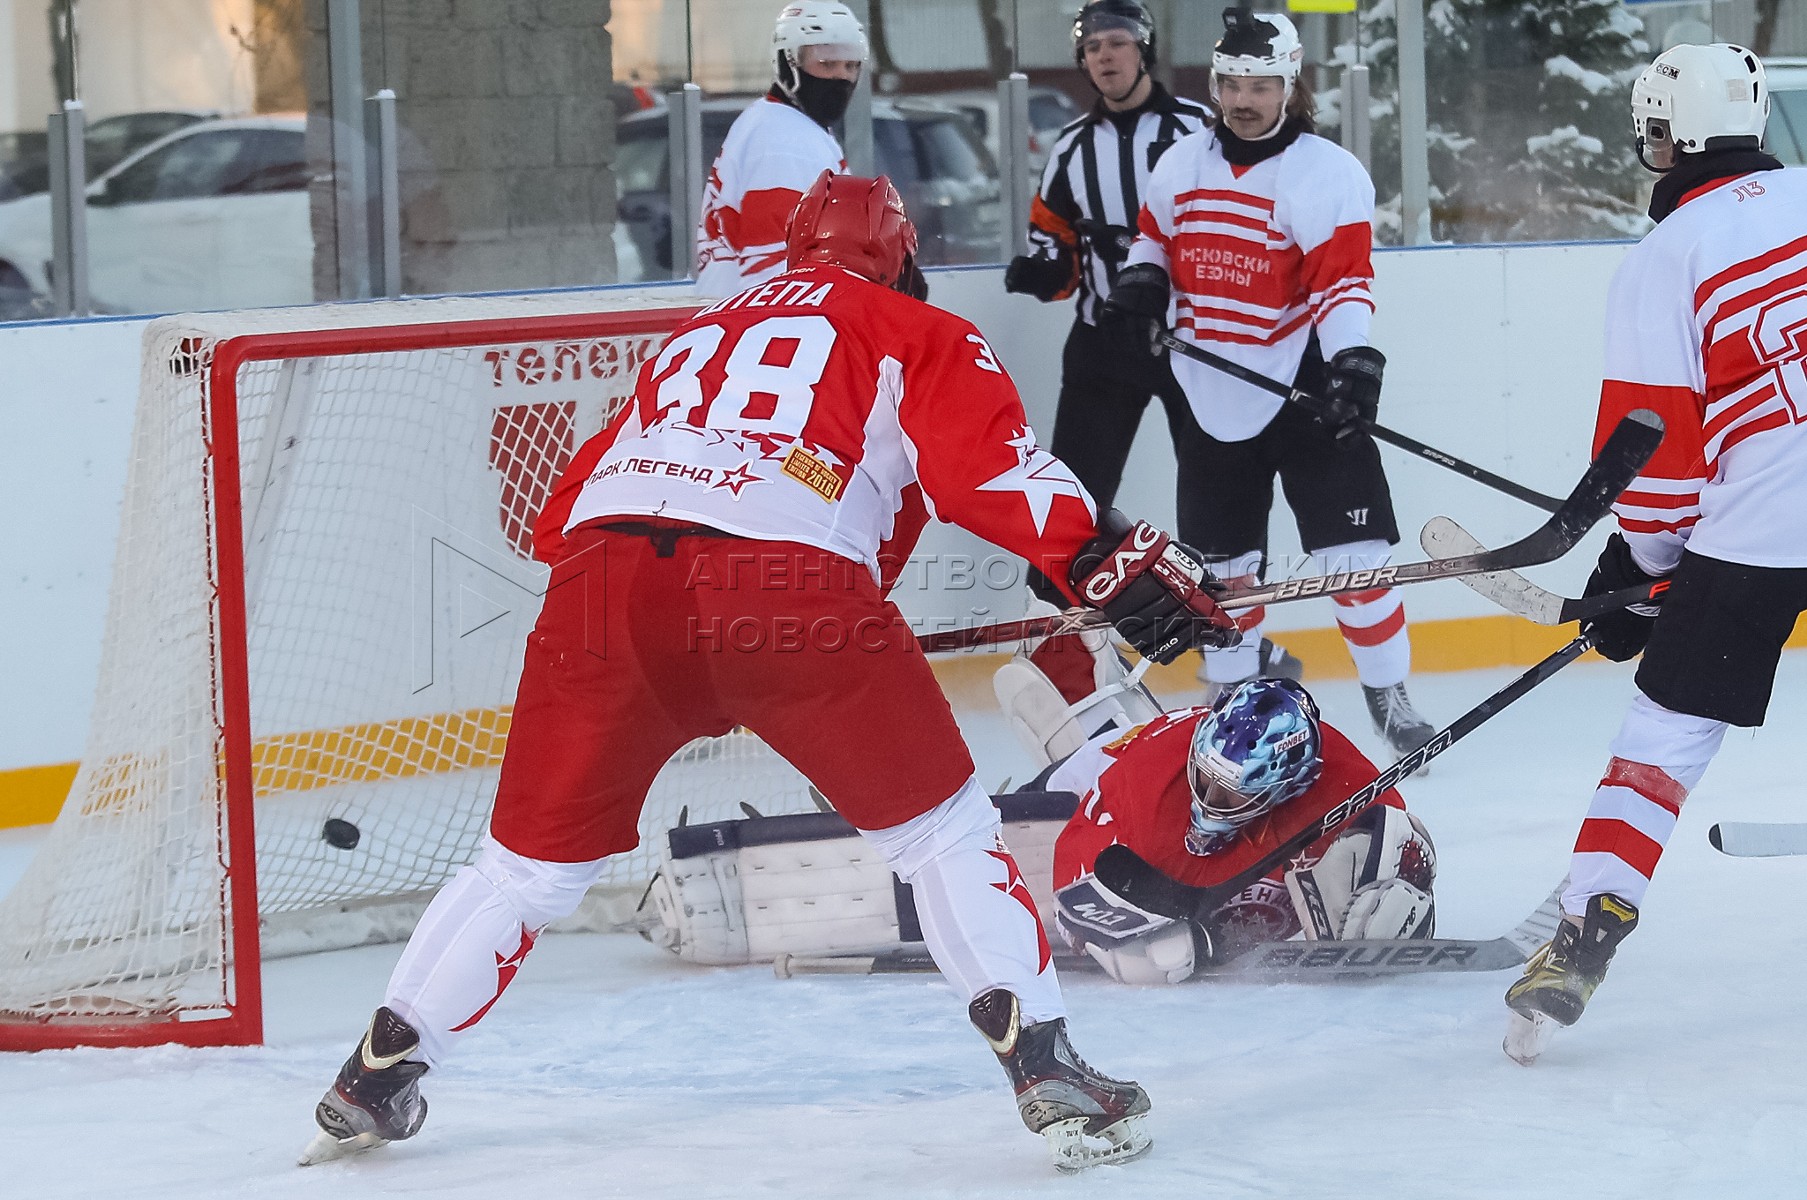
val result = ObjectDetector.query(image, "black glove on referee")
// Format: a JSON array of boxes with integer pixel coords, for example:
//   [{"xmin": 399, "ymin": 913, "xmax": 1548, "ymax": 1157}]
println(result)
[
  {"xmin": 1099, "ymin": 263, "xmax": 1170, "ymax": 357},
  {"xmin": 1004, "ymin": 254, "xmax": 1071, "ymax": 303},
  {"xmin": 1580, "ymin": 533, "xmax": 1667, "ymax": 662},
  {"xmin": 1320, "ymin": 346, "xmax": 1385, "ymax": 437}
]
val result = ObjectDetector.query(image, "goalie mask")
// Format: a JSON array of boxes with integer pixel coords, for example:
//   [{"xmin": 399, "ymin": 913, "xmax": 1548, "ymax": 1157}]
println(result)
[
  {"xmin": 1186, "ymin": 678, "xmax": 1322, "ymax": 855},
  {"xmin": 1631, "ymin": 42, "xmax": 1768, "ymax": 170},
  {"xmin": 1212, "ymin": 8, "xmax": 1303, "ymax": 96},
  {"xmin": 773, "ymin": 2, "xmax": 869, "ymax": 127}
]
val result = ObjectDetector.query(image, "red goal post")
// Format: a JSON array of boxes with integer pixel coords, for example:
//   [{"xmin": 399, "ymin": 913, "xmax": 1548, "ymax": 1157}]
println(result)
[{"xmin": 0, "ymin": 292, "xmax": 825, "ymax": 1050}]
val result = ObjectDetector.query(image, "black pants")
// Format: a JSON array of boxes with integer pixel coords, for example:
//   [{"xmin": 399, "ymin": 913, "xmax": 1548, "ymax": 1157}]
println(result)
[
  {"xmin": 1030, "ymin": 318, "xmax": 1209, "ymax": 602},
  {"xmin": 1637, "ymin": 550, "xmax": 1807, "ymax": 727}
]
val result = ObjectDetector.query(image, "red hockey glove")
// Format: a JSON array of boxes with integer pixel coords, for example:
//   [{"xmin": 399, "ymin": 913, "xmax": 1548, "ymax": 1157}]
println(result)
[{"xmin": 1069, "ymin": 510, "xmax": 1241, "ymax": 665}]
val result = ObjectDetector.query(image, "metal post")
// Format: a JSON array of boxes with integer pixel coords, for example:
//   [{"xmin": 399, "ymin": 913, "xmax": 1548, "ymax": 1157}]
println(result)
[
  {"xmin": 1395, "ymin": 0, "xmax": 1432, "ymax": 245},
  {"xmin": 47, "ymin": 100, "xmax": 89, "ymax": 317},
  {"xmin": 841, "ymin": 0, "xmax": 875, "ymax": 175},
  {"xmin": 367, "ymin": 89, "xmax": 402, "ymax": 298},
  {"xmin": 327, "ymin": 0, "xmax": 371, "ymax": 299},
  {"xmin": 668, "ymin": 83, "xmax": 705, "ymax": 281},
  {"xmin": 1343, "ymin": 63, "xmax": 1372, "ymax": 173},
  {"xmin": 998, "ymin": 73, "xmax": 1030, "ymax": 261}
]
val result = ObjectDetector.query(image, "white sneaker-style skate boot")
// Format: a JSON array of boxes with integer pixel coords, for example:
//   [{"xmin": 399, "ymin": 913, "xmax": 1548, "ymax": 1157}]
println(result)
[
  {"xmin": 969, "ymin": 988, "xmax": 1152, "ymax": 1172},
  {"xmin": 299, "ymin": 1006, "xmax": 430, "ymax": 1166}
]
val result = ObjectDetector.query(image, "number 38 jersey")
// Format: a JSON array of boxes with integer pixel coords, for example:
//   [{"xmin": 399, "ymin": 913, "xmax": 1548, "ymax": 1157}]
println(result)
[{"xmin": 536, "ymin": 265, "xmax": 1102, "ymax": 591}]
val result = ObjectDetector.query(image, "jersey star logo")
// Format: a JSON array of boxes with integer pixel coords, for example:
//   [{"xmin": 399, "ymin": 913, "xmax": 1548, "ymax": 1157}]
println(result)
[
  {"xmin": 449, "ymin": 925, "xmax": 538, "ymax": 1032},
  {"xmin": 1005, "ymin": 425, "xmax": 1037, "ymax": 466},
  {"xmin": 975, "ymin": 448, "xmax": 1094, "ymax": 535},
  {"xmin": 712, "ymin": 462, "xmax": 762, "ymax": 496}
]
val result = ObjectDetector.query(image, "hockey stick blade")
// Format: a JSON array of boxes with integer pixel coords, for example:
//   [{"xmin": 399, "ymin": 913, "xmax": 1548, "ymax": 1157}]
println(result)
[
  {"xmin": 917, "ymin": 413, "xmax": 1660, "ymax": 656},
  {"xmin": 1421, "ymin": 517, "xmax": 1670, "ymax": 625},
  {"xmin": 1095, "ymin": 636, "xmax": 1595, "ymax": 922},
  {"xmin": 1708, "ymin": 821, "xmax": 1807, "ymax": 858},
  {"xmin": 1154, "ymin": 331, "xmax": 1566, "ymax": 512}
]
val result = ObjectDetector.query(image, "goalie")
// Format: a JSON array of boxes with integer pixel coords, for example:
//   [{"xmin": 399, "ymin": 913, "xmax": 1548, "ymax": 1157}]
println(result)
[{"xmin": 997, "ymin": 623, "xmax": 1437, "ymax": 984}]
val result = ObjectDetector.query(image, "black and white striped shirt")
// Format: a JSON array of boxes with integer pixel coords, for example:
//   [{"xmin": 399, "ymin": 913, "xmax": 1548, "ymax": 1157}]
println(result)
[{"xmin": 1027, "ymin": 82, "xmax": 1213, "ymax": 325}]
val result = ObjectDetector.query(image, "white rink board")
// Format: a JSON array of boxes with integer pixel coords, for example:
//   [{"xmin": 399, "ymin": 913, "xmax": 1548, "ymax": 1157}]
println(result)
[{"xmin": 0, "ymin": 242, "xmax": 1630, "ymax": 769}]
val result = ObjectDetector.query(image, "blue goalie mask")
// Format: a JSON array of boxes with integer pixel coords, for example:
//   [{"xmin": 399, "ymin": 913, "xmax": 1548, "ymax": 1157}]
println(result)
[{"xmin": 1186, "ymin": 678, "xmax": 1323, "ymax": 854}]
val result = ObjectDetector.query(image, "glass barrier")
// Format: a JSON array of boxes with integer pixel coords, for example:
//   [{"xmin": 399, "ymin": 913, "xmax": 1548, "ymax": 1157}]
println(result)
[{"xmin": 2, "ymin": 1, "xmax": 1804, "ymax": 325}]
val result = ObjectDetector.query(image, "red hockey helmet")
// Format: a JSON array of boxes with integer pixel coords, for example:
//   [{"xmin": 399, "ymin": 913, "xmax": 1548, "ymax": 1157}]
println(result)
[{"xmin": 785, "ymin": 170, "xmax": 919, "ymax": 289}]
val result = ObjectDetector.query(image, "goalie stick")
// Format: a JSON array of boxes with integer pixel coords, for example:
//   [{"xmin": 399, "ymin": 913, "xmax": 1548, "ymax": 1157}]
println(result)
[
  {"xmin": 1420, "ymin": 517, "xmax": 1669, "ymax": 625},
  {"xmin": 771, "ymin": 884, "xmax": 1566, "ymax": 980},
  {"xmin": 917, "ymin": 410, "xmax": 1663, "ymax": 655},
  {"xmin": 1707, "ymin": 822, "xmax": 1807, "ymax": 858},
  {"xmin": 1154, "ymin": 330, "xmax": 1566, "ymax": 513}
]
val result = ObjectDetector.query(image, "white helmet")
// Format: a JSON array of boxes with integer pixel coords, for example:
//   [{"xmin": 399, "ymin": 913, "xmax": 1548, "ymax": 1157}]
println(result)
[
  {"xmin": 1212, "ymin": 8, "xmax": 1303, "ymax": 86},
  {"xmin": 773, "ymin": 2, "xmax": 868, "ymax": 91},
  {"xmin": 1631, "ymin": 43, "xmax": 1768, "ymax": 162}
]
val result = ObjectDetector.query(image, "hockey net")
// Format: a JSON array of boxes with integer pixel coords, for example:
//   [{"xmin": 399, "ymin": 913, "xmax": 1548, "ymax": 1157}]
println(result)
[{"xmin": 0, "ymin": 291, "xmax": 825, "ymax": 1049}]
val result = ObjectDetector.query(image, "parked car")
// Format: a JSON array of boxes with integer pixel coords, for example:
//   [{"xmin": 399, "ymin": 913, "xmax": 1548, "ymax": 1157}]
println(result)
[
  {"xmin": 0, "ymin": 110, "xmax": 220, "ymax": 202},
  {"xmin": 1766, "ymin": 58, "xmax": 1807, "ymax": 167},
  {"xmin": 615, "ymin": 94, "xmax": 1003, "ymax": 280},
  {"xmin": 0, "ymin": 115, "xmax": 312, "ymax": 318},
  {"xmin": 926, "ymin": 85, "xmax": 1084, "ymax": 187}
]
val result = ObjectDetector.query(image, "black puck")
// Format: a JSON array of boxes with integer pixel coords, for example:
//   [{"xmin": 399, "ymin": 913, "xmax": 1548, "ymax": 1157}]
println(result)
[{"xmin": 322, "ymin": 818, "xmax": 361, "ymax": 850}]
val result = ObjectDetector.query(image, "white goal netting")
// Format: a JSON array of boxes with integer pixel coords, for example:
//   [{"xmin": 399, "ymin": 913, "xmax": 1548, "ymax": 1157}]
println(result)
[{"xmin": 0, "ymin": 290, "xmax": 824, "ymax": 1043}]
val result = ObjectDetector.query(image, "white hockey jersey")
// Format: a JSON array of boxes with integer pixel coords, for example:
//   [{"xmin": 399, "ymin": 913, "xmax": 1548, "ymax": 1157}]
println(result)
[
  {"xmin": 535, "ymin": 266, "xmax": 1101, "ymax": 594},
  {"xmin": 1125, "ymin": 129, "xmax": 1376, "ymax": 442},
  {"xmin": 695, "ymin": 96, "xmax": 846, "ymax": 297},
  {"xmin": 1595, "ymin": 166, "xmax": 1807, "ymax": 573}
]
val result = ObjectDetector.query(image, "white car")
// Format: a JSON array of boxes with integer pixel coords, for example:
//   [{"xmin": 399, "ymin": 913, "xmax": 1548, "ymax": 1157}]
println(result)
[
  {"xmin": 928, "ymin": 85, "xmax": 1083, "ymax": 186},
  {"xmin": 1766, "ymin": 58, "xmax": 1807, "ymax": 166},
  {"xmin": 0, "ymin": 115, "xmax": 313, "ymax": 318}
]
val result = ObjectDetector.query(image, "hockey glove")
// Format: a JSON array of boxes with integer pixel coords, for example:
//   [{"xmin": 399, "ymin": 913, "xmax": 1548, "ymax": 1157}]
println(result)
[
  {"xmin": 897, "ymin": 253, "xmax": 930, "ymax": 302},
  {"xmin": 1580, "ymin": 532, "xmax": 1668, "ymax": 662},
  {"xmin": 1320, "ymin": 345, "xmax": 1386, "ymax": 437},
  {"xmin": 1056, "ymin": 873, "xmax": 1211, "ymax": 985},
  {"xmin": 1069, "ymin": 509, "xmax": 1240, "ymax": 665},
  {"xmin": 1099, "ymin": 262, "xmax": 1170, "ymax": 357},
  {"xmin": 1003, "ymin": 253, "xmax": 1072, "ymax": 303}
]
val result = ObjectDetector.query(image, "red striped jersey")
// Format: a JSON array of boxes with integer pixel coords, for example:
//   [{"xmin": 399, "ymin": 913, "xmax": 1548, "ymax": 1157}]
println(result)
[
  {"xmin": 1047, "ymin": 707, "xmax": 1403, "ymax": 892},
  {"xmin": 535, "ymin": 266, "xmax": 1100, "ymax": 595},
  {"xmin": 695, "ymin": 97, "xmax": 845, "ymax": 297},
  {"xmin": 1594, "ymin": 166, "xmax": 1807, "ymax": 572},
  {"xmin": 1126, "ymin": 129, "xmax": 1377, "ymax": 441}
]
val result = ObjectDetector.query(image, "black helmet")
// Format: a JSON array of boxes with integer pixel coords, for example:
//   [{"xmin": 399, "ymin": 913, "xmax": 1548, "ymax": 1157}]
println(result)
[{"xmin": 1072, "ymin": 0, "xmax": 1157, "ymax": 70}]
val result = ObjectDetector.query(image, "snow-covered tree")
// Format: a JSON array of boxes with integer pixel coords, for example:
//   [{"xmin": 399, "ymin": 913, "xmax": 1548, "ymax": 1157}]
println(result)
[{"xmin": 1325, "ymin": 0, "xmax": 1651, "ymax": 244}]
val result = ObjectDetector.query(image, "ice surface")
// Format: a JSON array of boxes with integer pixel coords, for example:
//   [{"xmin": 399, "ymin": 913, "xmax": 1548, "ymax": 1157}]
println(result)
[{"xmin": 3, "ymin": 658, "xmax": 1806, "ymax": 1199}]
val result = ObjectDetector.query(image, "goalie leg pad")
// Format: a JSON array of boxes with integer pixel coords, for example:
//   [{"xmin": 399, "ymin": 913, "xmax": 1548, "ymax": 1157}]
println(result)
[
  {"xmin": 994, "ymin": 601, "xmax": 1163, "ymax": 768},
  {"xmin": 864, "ymin": 778, "xmax": 1066, "ymax": 1023},
  {"xmin": 384, "ymin": 836, "xmax": 610, "ymax": 1064}
]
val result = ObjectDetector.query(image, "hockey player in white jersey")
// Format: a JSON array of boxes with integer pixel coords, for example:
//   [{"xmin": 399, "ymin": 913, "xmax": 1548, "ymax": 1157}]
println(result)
[
  {"xmin": 1102, "ymin": 8, "xmax": 1435, "ymax": 756},
  {"xmin": 694, "ymin": 3, "xmax": 867, "ymax": 295},
  {"xmin": 1503, "ymin": 44, "xmax": 1801, "ymax": 1064}
]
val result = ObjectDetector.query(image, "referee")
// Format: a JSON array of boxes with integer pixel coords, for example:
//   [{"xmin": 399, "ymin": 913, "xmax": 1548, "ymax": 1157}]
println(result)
[{"xmin": 1006, "ymin": 0, "xmax": 1298, "ymax": 684}]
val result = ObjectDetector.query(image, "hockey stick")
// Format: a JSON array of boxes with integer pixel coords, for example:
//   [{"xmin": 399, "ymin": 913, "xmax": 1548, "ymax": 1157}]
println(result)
[
  {"xmin": 1092, "ymin": 632, "xmax": 1599, "ymax": 923},
  {"xmin": 1707, "ymin": 822, "xmax": 1807, "ymax": 858},
  {"xmin": 772, "ymin": 885, "xmax": 1567, "ymax": 980},
  {"xmin": 916, "ymin": 411, "xmax": 1662, "ymax": 655},
  {"xmin": 1153, "ymin": 330, "xmax": 1565, "ymax": 513},
  {"xmin": 1420, "ymin": 516, "xmax": 1669, "ymax": 625}
]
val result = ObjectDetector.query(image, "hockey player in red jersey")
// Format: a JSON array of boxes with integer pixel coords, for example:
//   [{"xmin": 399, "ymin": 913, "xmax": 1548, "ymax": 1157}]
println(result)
[
  {"xmin": 996, "ymin": 630, "xmax": 1434, "ymax": 984},
  {"xmin": 302, "ymin": 171, "xmax": 1240, "ymax": 1173},
  {"xmin": 694, "ymin": 3, "xmax": 865, "ymax": 296},
  {"xmin": 1503, "ymin": 44, "xmax": 1803, "ymax": 1065},
  {"xmin": 1102, "ymin": 8, "xmax": 1434, "ymax": 756}
]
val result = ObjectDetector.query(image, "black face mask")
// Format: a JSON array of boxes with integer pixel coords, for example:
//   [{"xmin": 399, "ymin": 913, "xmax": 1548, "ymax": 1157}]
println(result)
[
  {"xmin": 795, "ymin": 72, "xmax": 857, "ymax": 128},
  {"xmin": 1216, "ymin": 115, "xmax": 1305, "ymax": 166}
]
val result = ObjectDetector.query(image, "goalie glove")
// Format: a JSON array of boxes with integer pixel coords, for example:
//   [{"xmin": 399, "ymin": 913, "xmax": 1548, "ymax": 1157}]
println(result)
[
  {"xmin": 1056, "ymin": 872, "xmax": 1211, "ymax": 985},
  {"xmin": 1284, "ymin": 804, "xmax": 1437, "ymax": 941},
  {"xmin": 1070, "ymin": 509, "xmax": 1241, "ymax": 665}
]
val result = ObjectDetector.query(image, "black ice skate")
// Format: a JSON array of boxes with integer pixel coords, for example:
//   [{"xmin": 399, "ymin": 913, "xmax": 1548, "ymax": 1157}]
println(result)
[
  {"xmin": 298, "ymin": 1006, "xmax": 430, "ymax": 1166},
  {"xmin": 1364, "ymin": 682, "xmax": 1436, "ymax": 758},
  {"xmin": 969, "ymin": 988, "xmax": 1152, "ymax": 1172},
  {"xmin": 1503, "ymin": 893, "xmax": 1639, "ymax": 1066}
]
